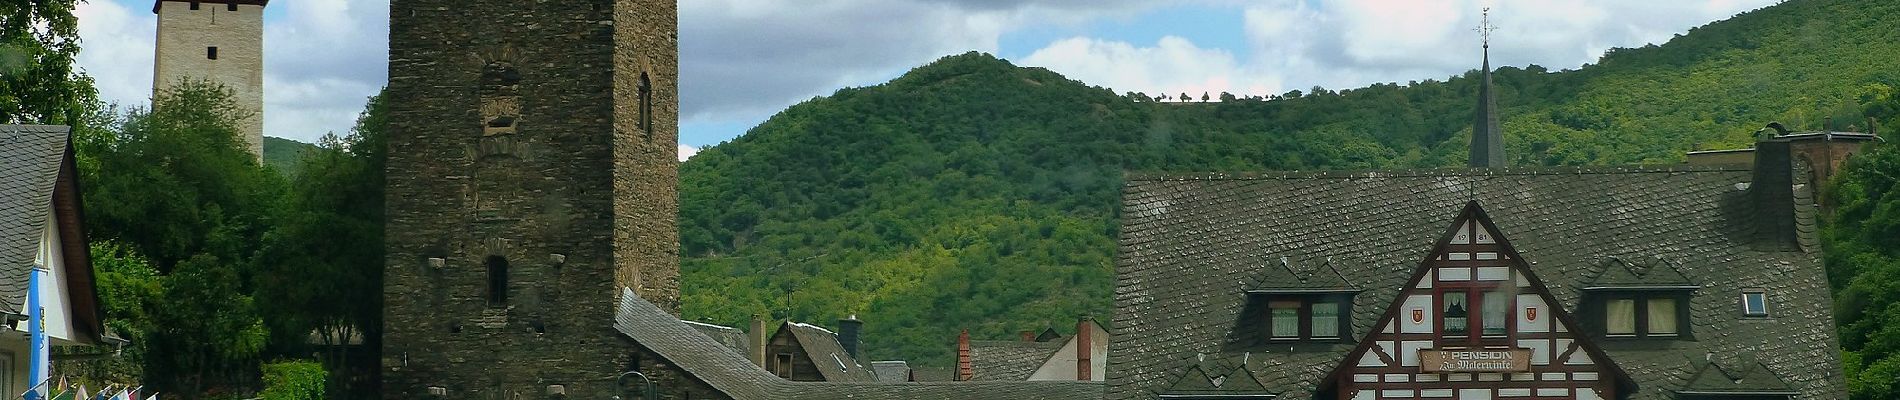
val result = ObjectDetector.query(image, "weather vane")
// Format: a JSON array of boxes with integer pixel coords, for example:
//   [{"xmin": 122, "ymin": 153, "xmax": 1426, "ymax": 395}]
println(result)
[{"xmin": 1476, "ymin": 7, "xmax": 1498, "ymax": 49}]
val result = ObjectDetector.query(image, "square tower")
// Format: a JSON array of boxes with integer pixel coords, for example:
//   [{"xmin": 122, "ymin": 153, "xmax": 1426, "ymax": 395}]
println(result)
[
  {"xmin": 152, "ymin": 0, "xmax": 266, "ymax": 159},
  {"xmin": 381, "ymin": 0, "xmax": 680, "ymax": 398}
]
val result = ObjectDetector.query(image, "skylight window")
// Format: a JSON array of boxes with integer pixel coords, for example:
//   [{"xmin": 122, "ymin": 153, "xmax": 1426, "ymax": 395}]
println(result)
[{"xmin": 1742, "ymin": 291, "xmax": 1769, "ymax": 317}]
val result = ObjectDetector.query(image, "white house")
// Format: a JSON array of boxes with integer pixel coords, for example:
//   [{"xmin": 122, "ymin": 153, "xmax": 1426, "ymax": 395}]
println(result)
[{"xmin": 0, "ymin": 125, "xmax": 109, "ymax": 397}]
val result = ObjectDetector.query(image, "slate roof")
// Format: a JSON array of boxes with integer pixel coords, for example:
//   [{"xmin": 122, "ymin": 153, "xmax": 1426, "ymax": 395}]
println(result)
[
  {"xmin": 613, "ymin": 289, "xmax": 1106, "ymax": 400},
  {"xmin": 1108, "ymin": 166, "xmax": 1845, "ymax": 400},
  {"xmin": 779, "ymin": 321, "xmax": 879, "ymax": 382},
  {"xmin": 686, "ymin": 320, "xmax": 751, "ymax": 358},
  {"xmin": 0, "ymin": 125, "xmax": 73, "ymax": 312},
  {"xmin": 967, "ymin": 340, "xmax": 1064, "ymax": 381}
]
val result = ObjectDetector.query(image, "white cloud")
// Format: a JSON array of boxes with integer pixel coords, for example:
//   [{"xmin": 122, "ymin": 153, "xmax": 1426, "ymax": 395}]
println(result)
[
  {"xmin": 73, "ymin": 0, "xmax": 155, "ymax": 110},
  {"xmin": 1022, "ymin": 36, "xmax": 1276, "ymax": 101},
  {"xmin": 679, "ymin": 144, "xmax": 701, "ymax": 162},
  {"xmin": 1020, "ymin": 0, "xmax": 1779, "ymax": 100},
  {"xmin": 261, "ymin": 0, "xmax": 387, "ymax": 141}
]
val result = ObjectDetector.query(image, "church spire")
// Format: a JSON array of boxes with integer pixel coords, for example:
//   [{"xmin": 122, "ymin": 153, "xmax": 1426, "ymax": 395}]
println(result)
[{"xmin": 1469, "ymin": 8, "xmax": 1505, "ymax": 168}]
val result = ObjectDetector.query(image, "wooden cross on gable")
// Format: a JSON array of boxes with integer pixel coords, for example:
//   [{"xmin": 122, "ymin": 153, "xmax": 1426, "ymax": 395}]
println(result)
[{"xmin": 1475, "ymin": 8, "xmax": 1498, "ymax": 49}]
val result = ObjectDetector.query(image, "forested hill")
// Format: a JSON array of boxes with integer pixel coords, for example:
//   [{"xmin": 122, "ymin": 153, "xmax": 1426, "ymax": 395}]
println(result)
[{"xmin": 677, "ymin": 0, "xmax": 1900, "ymax": 367}]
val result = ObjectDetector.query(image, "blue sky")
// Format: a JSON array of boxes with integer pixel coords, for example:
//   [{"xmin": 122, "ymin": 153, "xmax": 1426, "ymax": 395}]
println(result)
[{"xmin": 75, "ymin": 0, "xmax": 1779, "ymax": 161}]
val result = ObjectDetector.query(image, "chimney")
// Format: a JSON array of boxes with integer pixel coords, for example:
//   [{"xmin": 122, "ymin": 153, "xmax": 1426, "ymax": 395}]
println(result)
[
  {"xmin": 1076, "ymin": 316, "xmax": 1094, "ymax": 381},
  {"xmin": 1750, "ymin": 137, "xmax": 1798, "ymax": 251},
  {"xmin": 956, "ymin": 330, "xmax": 973, "ymax": 381},
  {"xmin": 1019, "ymin": 330, "xmax": 1034, "ymax": 342},
  {"xmin": 749, "ymin": 314, "xmax": 767, "ymax": 367},
  {"xmin": 838, "ymin": 315, "xmax": 863, "ymax": 361}
]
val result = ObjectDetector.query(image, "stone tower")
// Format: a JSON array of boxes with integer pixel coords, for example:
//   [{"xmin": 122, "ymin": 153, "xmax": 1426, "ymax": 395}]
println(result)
[
  {"xmin": 381, "ymin": 0, "xmax": 680, "ymax": 398},
  {"xmin": 152, "ymin": 0, "xmax": 266, "ymax": 159}
]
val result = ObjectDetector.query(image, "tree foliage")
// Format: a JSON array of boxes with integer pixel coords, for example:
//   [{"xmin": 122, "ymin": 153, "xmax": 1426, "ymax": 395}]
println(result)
[
  {"xmin": 1825, "ymin": 92, "xmax": 1900, "ymax": 399},
  {"xmin": 0, "ymin": 0, "xmax": 94, "ymax": 124}
]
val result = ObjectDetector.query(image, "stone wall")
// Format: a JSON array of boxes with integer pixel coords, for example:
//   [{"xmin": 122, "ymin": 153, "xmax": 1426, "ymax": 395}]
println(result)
[
  {"xmin": 153, "ymin": 0, "xmax": 265, "ymax": 159},
  {"xmin": 382, "ymin": 0, "xmax": 680, "ymax": 398}
]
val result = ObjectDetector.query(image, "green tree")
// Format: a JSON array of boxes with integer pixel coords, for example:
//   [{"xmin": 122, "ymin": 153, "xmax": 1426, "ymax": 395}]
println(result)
[
  {"xmin": 1825, "ymin": 140, "xmax": 1900, "ymax": 400},
  {"xmin": 256, "ymin": 90, "xmax": 387, "ymax": 398},
  {"xmin": 0, "ymin": 0, "xmax": 95, "ymax": 124},
  {"xmin": 75, "ymin": 80, "xmax": 283, "ymax": 398}
]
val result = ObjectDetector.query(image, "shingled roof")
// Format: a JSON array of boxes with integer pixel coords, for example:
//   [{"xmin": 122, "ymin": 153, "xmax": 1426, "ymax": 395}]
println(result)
[
  {"xmin": 686, "ymin": 320, "xmax": 751, "ymax": 358},
  {"xmin": 0, "ymin": 125, "xmax": 70, "ymax": 312},
  {"xmin": 967, "ymin": 340, "xmax": 1064, "ymax": 381},
  {"xmin": 1108, "ymin": 165, "xmax": 1845, "ymax": 400},
  {"xmin": 614, "ymin": 289, "xmax": 1105, "ymax": 400}
]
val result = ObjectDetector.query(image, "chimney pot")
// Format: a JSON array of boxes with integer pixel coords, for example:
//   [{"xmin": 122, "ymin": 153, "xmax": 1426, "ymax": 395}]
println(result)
[{"xmin": 1019, "ymin": 330, "xmax": 1034, "ymax": 342}]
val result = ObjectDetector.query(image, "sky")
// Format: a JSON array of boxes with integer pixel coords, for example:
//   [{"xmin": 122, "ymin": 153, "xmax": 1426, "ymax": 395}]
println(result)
[{"xmin": 75, "ymin": 0, "xmax": 1780, "ymax": 161}]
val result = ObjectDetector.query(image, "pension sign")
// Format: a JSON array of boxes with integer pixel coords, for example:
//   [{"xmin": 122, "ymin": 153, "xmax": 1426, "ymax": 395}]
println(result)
[{"xmin": 1418, "ymin": 349, "xmax": 1531, "ymax": 373}]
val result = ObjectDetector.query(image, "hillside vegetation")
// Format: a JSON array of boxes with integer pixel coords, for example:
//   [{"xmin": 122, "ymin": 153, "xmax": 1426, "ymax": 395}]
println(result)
[{"xmin": 676, "ymin": 0, "xmax": 1900, "ymax": 374}]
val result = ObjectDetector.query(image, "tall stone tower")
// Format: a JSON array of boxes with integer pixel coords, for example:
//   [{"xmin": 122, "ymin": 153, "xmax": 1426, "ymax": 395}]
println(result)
[
  {"xmin": 381, "ymin": 0, "xmax": 680, "ymax": 398},
  {"xmin": 152, "ymin": 0, "xmax": 266, "ymax": 159}
]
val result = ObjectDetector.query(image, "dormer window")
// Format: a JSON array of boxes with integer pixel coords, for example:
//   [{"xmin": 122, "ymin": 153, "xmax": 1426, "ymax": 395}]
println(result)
[
  {"xmin": 1582, "ymin": 256, "xmax": 1698, "ymax": 340},
  {"xmin": 1244, "ymin": 257, "xmax": 1358, "ymax": 344},
  {"xmin": 1257, "ymin": 295, "xmax": 1350, "ymax": 341},
  {"xmin": 1584, "ymin": 291, "xmax": 1690, "ymax": 339}
]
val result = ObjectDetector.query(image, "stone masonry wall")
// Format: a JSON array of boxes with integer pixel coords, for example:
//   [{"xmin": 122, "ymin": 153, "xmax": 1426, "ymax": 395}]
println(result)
[
  {"xmin": 382, "ymin": 0, "xmax": 680, "ymax": 398},
  {"xmin": 153, "ymin": 0, "xmax": 265, "ymax": 159}
]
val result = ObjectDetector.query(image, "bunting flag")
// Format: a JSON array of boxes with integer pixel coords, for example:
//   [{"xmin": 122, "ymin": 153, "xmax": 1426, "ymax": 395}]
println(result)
[{"xmin": 141, "ymin": 393, "xmax": 157, "ymax": 400}]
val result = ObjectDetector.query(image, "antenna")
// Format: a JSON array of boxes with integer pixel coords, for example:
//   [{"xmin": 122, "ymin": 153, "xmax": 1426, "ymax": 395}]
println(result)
[{"xmin": 1475, "ymin": 8, "xmax": 1499, "ymax": 49}]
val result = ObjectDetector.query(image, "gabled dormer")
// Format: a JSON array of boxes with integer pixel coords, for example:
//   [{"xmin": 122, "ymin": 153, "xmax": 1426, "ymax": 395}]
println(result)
[
  {"xmin": 1675, "ymin": 357, "xmax": 1797, "ymax": 400},
  {"xmin": 1236, "ymin": 257, "xmax": 1358, "ymax": 344},
  {"xmin": 1157, "ymin": 354, "xmax": 1276, "ymax": 399},
  {"xmin": 1579, "ymin": 256, "xmax": 1699, "ymax": 340}
]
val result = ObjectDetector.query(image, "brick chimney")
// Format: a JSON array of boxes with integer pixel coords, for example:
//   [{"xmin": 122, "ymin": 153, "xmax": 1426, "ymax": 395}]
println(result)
[
  {"xmin": 1076, "ymin": 316, "xmax": 1094, "ymax": 381},
  {"xmin": 1019, "ymin": 330, "xmax": 1034, "ymax": 342},
  {"xmin": 838, "ymin": 315, "xmax": 863, "ymax": 361},
  {"xmin": 749, "ymin": 314, "xmax": 767, "ymax": 367},
  {"xmin": 956, "ymin": 329, "xmax": 973, "ymax": 381}
]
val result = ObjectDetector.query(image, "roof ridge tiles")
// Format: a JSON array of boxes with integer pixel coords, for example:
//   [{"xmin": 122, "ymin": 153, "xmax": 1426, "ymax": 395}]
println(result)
[{"xmin": 1125, "ymin": 164, "xmax": 1754, "ymax": 182}]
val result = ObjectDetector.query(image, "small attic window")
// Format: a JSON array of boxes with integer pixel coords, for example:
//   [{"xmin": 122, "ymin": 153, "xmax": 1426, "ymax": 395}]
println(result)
[
  {"xmin": 190, "ymin": 2, "xmax": 201, "ymax": 10},
  {"xmin": 227, "ymin": 2, "xmax": 238, "ymax": 11},
  {"xmin": 1253, "ymin": 294, "xmax": 1351, "ymax": 342},
  {"xmin": 1742, "ymin": 291, "xmax": 1769, "ymax": 317},
  {"xmin": 1583, "ymin": 290, "xmax": 1692, "ymax": 339}
]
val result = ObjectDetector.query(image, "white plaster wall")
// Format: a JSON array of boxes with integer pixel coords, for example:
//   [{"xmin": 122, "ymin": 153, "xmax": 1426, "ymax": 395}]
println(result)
[
  {"xmin": 154, "ymin": 2, "xmax": 265, "ymax": 159},
  {"xmin": 1026, "ymin": 322, "xmax": 1110, "ymax": 381}
]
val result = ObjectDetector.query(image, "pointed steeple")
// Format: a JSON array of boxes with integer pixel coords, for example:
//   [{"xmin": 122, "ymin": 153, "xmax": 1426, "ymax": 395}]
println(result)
[{"xmin": 1469, "ymin": 8, "xmax": 1505, "ymax": 168}]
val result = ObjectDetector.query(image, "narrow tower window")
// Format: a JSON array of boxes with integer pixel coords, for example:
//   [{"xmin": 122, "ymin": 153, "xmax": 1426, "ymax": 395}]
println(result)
[
  {"xmin": 207, "ymin": 47, "xmax": 219, "ymax": 60},
  {"xmin": 189, "ymin": 2, "xmax": 200, "ymax": 10},
  {"xmin": 227, "ymin": 2, "xmax": 238, "ymax": 11},
  {"xmin": 638, "ymin": 71, "xmax": 653, "ymax": 137},
  {"xmin": 486, "ymin": 256, "xmax": 509, "ymax": 307}
]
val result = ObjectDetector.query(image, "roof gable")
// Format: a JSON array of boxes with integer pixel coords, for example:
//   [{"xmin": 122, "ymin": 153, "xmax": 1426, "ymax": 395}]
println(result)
[
  {"xmin": 774, "ymin": 321, "xmax": 877, "ymax": 382},
  {"xmin": 1317, "ymin": 201, "xmax": 1636, "ymax": 395}
]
